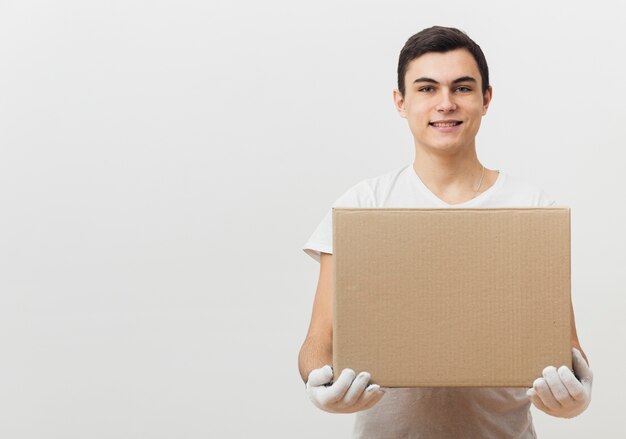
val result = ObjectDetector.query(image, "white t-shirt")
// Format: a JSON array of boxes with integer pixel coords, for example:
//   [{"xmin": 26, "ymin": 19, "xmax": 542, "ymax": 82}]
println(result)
[{"xmin": 302, "ymin": 164, "xmax": 557, "ymax": 439}]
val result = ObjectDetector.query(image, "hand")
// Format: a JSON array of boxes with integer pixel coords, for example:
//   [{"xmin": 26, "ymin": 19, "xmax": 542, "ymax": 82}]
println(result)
[
  {"xmin": 526, "ymin": 348, "xmax": 593, "ymax": 418},
  {"xmin": 305, "ymin": 365, "xmax": 385, "ymax": 414}
]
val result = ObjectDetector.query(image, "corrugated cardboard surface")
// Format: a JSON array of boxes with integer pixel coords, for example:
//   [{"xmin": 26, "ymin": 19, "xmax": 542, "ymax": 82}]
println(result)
[{"xmin": 332, "ymin": 208, "xmax": 571, "ymax": 387}]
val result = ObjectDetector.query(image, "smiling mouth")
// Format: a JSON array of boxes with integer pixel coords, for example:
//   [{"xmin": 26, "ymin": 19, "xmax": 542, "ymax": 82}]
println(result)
[{"xmin": 429, "ymin": 121, "xmax": 463, "ymax": 127}]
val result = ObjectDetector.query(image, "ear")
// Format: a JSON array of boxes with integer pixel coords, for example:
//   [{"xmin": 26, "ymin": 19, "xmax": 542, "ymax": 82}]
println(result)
[
  {"xmin": 393, "ymin": 89, "xmax": 407, "ymax": 119},
  {"xmin": 482, "ymin": 85, "xmax": 493, "ymax": 115}
]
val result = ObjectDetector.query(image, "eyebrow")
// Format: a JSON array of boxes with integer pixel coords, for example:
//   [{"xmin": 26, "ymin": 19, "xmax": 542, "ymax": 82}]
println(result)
[{"xmin": 413, "ymin": 76, "xmax": 477, "ymax": 85}]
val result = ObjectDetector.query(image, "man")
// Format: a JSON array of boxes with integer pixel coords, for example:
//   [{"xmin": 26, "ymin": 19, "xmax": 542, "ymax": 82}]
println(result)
[{"xmin": 299, "ymin": 26, "xmax": 593, "ymax": 438}]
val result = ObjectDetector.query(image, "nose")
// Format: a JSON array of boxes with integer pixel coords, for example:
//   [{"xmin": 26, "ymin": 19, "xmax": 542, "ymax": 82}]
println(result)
[{"xmin": 436, "ymin": 90, "xmax": 457, "ymax": 113}]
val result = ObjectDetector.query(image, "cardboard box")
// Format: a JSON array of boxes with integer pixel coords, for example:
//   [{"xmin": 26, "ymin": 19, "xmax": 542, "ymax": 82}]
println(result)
[{"xmin": 332, "ymin": 208, "xmax": 571, "ymax": 387}]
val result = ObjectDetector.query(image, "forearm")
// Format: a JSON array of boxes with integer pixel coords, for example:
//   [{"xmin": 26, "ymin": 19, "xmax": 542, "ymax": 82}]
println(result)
[
  {"xmin": 298, "ymin": 333, "xmax": 332, "ymax": 384},
  {"xmin": 569, "ymin": 301, "xmax": 588, "ymax": 366}
]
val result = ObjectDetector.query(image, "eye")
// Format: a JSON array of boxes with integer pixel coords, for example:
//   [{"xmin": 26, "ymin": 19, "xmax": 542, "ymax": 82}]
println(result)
[
  {"xmin": 456, "ymin": 86, "xmax": 472, "ymax": 93},
  {"xmin": 418, "ymin": 86, "xmax": 435, "ymax": 92}
]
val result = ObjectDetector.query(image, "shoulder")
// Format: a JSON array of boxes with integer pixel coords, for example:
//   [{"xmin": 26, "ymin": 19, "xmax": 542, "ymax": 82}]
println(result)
[
  {"xmin": 497, "ymin": 172, "xmax": 557, "ymax": 207},
  {"xmin": 333, "ymin": 165, "xmax": 407, "ymax": 207},
  {"xmin": 357, "ymin": 165, "xmax": 409, "ymax": 200}
]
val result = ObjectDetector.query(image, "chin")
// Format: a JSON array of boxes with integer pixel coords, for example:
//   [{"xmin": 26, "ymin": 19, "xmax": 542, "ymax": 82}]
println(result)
[{"xmin": 427, "ymin": 142, "xmax": 463, "ymax": 154}]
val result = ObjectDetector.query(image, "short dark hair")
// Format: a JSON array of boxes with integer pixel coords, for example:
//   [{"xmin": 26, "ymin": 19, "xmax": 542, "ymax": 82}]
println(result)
[{"xmin": 397, "ymin": 26, "xmax": 490, "ymax": 97}]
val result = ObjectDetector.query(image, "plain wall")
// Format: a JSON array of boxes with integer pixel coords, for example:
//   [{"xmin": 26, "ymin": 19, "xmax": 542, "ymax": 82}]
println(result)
[{"xmin": 0, "ymin": 0, "xmax": 623, "ymax": 437}]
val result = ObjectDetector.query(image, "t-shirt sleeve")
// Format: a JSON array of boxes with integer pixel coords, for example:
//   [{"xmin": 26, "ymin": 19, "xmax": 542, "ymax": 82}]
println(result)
[{"xmin": 302, "ymin": 181, "xmax": 374, "ymax": 263}]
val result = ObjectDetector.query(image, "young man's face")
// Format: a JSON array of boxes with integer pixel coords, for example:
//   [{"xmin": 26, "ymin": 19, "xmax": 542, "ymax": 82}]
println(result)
[{"xmin": 393, "ymin": 48, "xmax": 492, "ymax": 155}]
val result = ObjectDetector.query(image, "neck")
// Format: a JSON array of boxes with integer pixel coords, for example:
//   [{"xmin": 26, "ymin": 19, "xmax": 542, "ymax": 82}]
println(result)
[{"xmin": 413, "ymin": 142, "xmax": 486, "ymax": 201}]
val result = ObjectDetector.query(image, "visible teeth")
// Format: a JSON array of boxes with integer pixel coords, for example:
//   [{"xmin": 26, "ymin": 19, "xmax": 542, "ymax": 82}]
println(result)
[{"xmin": 431, "ymin": 122, "xmax": 460, "ymax": 127}]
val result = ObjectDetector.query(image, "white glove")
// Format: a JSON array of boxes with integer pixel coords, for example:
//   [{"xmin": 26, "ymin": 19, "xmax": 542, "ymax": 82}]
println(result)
[
  {"xmin": 305, "ymin": 365, "xmax": 385, "ymax": 414},
  {"xmin": 526, "ymin": 348, "xmax": 593, "ymax": 418}
]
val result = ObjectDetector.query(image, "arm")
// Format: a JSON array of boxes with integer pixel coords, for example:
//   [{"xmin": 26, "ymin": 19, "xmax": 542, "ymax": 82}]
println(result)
[
  {"xmin": 527, "ymin": 296, "xmax": 592, "ymax": 418},
  {"xmin": 298, "ymin": 252, "xmax": 385, "ymax": 413},
  {"xmin": 569, "ymin": 299, "xmax": 588, "ymax": 365},
  {"xmin": 298, "ymin": 252, "xmax": 334, "ymax": 384}
]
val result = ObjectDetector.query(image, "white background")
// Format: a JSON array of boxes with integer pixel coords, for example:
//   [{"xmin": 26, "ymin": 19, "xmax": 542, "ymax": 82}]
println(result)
[{"xmin": 0, "ymin": 0, "xmax": 624, "ymax": 437}]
